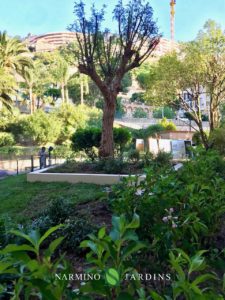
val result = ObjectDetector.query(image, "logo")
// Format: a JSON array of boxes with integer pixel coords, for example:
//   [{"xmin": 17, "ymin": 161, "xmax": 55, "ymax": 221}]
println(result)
[{"xmin": 105, "ymin": 268, "xmax": 120, "ymax": 286}]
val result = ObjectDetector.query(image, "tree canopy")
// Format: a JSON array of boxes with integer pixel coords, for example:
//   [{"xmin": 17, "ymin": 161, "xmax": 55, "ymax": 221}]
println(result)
[{"xmin": 69, "ymin": 0, "xmax": 160, "ymax": 157}]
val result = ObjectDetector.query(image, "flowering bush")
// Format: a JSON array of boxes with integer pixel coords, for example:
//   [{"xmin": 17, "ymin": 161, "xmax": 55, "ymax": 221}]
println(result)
[{"xmin": 110, "ymin": 149, "xmax": 225, "ymax": 261}]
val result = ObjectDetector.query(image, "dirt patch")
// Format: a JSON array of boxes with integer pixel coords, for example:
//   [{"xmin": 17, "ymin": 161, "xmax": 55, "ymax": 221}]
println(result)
[
  {"xmin": 44, "ymin": 161, "xmax": 144, "ymax": 175},
  {"xmin": 76, "ymin": 200, "xmax": 112, "ymax": 229}
]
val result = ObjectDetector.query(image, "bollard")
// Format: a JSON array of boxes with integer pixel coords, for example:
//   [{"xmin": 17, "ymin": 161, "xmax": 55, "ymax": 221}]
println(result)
[
  {"xmin": 31, "ymin": 155, "xmax": 34, "ymax": 172},
  {"xmin": 16, "ymin": 159, "xmax": 19, "ymax": 175}
]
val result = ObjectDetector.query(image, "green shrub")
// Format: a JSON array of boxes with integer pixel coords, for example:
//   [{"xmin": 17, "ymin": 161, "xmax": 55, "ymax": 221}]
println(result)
[
  {"xmin": 79, "ymin": 214, "xmax": 147, "ymax": 299},
  {"xmin": 153, "ymin": 106, "xmax": 175, "ymax": 119},
  {"xmin": 154, "ymin": 150, "xmax": 172, "ymax": 167},
  {"xmin": 0, "ymin": 225, "xmax": 74, "ymax": 299},
  {"xmin": 110, "ymin": 149, "xmax": 225, "ymax": 262},
  {"xmin": 19, "ymin": 110, "xmax": 62, "ymax": 145},
  {"xmin": 96, "ymin": 158, "xmax": 125, "ymax": 174},
  {"xmin": 127, "ymin": 149, "xmax": 140, "ymax": 162},
  {"xmin": 210, "ymin": 126, "xmax": 225, "ymax": 155},
  {"xmin": 133, "ymin": 107, "xmax": 148, "ymax": 118},
  {"xmin": 0, "ymin": 132, "xmax": 15, "ymax": 147},
  {"xmin": 159, "ymin": 117, "xmax": 177, "ymax": 131},
  {"xmin": 71, "ymin": 127, "xmax": 101, "ymax": 161},
  {"xmin": 113, "ymin": 127, "xmax": 131, "ymax": 154},
  {"xmin": 53, "ymin": 104, "xmax": 102, "ymax": 144},
  {"xmin": 130, "ymin": 92, "xmax": 145, "ymax": 103},
  {"xmin": 144, "ymin": 124, "xmax": 164, "ymax": 138}
]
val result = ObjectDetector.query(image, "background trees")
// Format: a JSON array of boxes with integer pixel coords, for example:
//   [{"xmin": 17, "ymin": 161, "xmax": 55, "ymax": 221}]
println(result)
[
  {"xmin": 144, "ymin": 21, "xmax": 225, "ymax": 149},
  {"xmin": 0, "ymin": 31, "xmax": 32, "ymax": 110},
  {"xmin": 69, "ymin": 0, "xmax": 160, "ymax": 158}
]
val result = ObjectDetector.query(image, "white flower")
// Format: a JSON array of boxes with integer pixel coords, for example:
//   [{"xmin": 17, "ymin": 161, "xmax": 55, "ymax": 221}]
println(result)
[
  {"xmin": 135, "ymin": 189, "xmax": 145, "ymax": 196},
  {"xmin": 169, "ymin": 208, "xmax": 174, "ymax": 213},
  {"xmin": 104, "ymin": 187, "xmax": 112, "ymax": 193},
  {"xmin": 162, "ymin": 216, "xmax": 168, "ymax": 223},
  {"xmin": 172, "ymin": 223, "xmax": 178, "ymax": 228}
]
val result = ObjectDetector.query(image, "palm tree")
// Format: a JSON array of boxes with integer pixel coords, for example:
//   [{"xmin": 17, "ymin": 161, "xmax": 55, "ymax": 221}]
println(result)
[
  {"xmin": 0, "ymin": 31, "xmax": 32, "ymax": 75},
  {"xmin": 23, "ymin": 66, "xmax": 35, "ymax": 113},
  {"xmin": 0, "ymin": 31, "xmax": 33, "ymax": 110},
  {"xmin": 51, "ymin": 58, "xmax": 75, "ymax": 104},
  {"xmin": 0, "ymin": 67, "xmax": 16, "ymax": 110}
]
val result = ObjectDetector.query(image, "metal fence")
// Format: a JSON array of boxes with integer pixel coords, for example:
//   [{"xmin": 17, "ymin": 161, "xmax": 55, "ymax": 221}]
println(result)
[{"xmin": 0, "ymin": 155, "xmax": 65, "ymax": 175}]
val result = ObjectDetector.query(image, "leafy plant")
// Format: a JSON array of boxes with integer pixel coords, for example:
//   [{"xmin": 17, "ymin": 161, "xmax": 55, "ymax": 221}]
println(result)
[
  {"xmin": 169, "ymin": 249, "xmax": 223, "ymax": 299},
  {"xmin": 79, "ymin": 214, "xmax": 147, "ymax": 299},
  {"xmin": 0, "ymin": 225, "xmax": 76, "ymax": 299},
  {"xmin": 0, "ymin": 132, "xmax": 15, "ymax": 147},
  {"xmin": 71, "ymin": 127, "xmax": 101, "ymax": 161},
  {"xmin": 133, "ymin": 108, "xmax": 148, "ymax": 118}
]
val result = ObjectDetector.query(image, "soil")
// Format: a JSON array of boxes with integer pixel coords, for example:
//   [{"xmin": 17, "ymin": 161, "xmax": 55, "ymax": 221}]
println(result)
[{"xmin": 44, "ymin": 161, "xmax": 144, "ymax": 175}]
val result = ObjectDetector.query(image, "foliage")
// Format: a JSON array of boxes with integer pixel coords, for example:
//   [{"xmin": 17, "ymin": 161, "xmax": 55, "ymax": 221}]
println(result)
[
  {"xmin": 0, "ymin": 67, "xmax": 16, "ymax": 110},
  {"xmin": 113, "ymin": 127, "xmax": 131, "ymax": 154},
  {"xmin": 54, "ymin": 103, "xmax": 102, "ymax": 144},
  {"xmin": 0, "ymin": 225, "xmax": 76, "ymax": 299},
  {"xmin": 144, "ymin": 20, "xmax": 225, "ymax": 148},
  {"xmin": 159, "ymin": 118, "xmax": 177, "ymax": 131},
  {"xmin": 31, "ymin": 197, "xmax": 97, "ymax": 254},
  {"xmin": 71, "ymin": 127, "xmax": 101, "ymax": 161},
  {"xmin": 96, "ymin": 158, "xmax": 125, "ymax": 174},
  {"xmin": 110, "ymin": 149, "xmax": 225, "ymax": 262},
  {"xmin": 0, "ymin": 132, "xmax": 15, "ymax": 147},
  {"xmin": 169, "ymin": 249, "xmax": 223, "ymax": 299},
  {"xmin": 153, "ymin": 107, "xmax": 176, "ymax": 119},
  {"xmin": 69, "ymin": 0, "xmax": 160, "ymax": 157},
  {"xmin": 127, "ymin": 149, "xmax": 140, "ymax": 163},
  {"xmin": 135, "ymin": 63, "xmax": 153, "ymax": 89},
  {"xmin": 19, "ymin": 109, "xmax": 62, "ymax": 145},
  {"xmin": 133, "ymin": 108, "xmax": 148, "ymax": 118},
  {"xmin": 154, "ymin": 151, "xmax": 172, "ymax": 168},
  {"xmin": 115, "ymin": 97, "xmax": 125, "ymax": 118},
  {"xmin": 130, "ymin": 93, "xmax": 145, "ymax": 104},
  {"xmin": 121, "ymin": 72, "xmax": 132, "ymax": 93},
  {"xmin": 79, "ymin": 214, "xmax": 147, "ymax": 299},
  {"xmin": 209, "ymin": 126, "xmax": 225, "ymax": 155}
]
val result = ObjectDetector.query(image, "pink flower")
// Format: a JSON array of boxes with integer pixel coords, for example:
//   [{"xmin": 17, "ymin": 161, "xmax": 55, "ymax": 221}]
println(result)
[{"xmin": 172, "ymin": 223, "xmax": 178, "ymax": 228}]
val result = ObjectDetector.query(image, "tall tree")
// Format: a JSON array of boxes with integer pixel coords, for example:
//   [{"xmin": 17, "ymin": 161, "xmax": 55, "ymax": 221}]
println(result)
[
  {"xmin": 0, "ymin": 67, "xmax": 16, "ymax": 110},
  {"xmin": 0, "ymin": 31, "xmax": 32, "ymax": 75},
  {"xmin": 0, "ymin": 31, "xmax": 33, "ymax": 110},
  {"xmin": 69, "ymin": 0, "xmax": 160, "ymax": 157},
  {"xmin": 197, "ymin": 20, "xmax": 225, "ymax": 130},
  {"xmin": 145, "ymin": 21, "xmax": 225, "ymax": 149}
]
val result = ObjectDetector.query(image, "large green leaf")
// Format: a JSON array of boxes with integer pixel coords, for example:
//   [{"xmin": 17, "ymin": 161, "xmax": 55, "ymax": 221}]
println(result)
[
  {"xmin": 0, "ymin": 244, "xmax": 36, "ymax": 254},
  {"xmin": 122, "ymin": 242, "xmax": 147, "ymax": 260},
  {"xmin": 38, "ymin": 224, "xmax": 64, "ymax": 247}
]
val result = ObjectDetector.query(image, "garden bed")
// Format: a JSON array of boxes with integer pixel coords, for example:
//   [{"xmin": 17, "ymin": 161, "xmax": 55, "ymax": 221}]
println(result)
[
  {"xmin": 27, "ymin": 165, "xmax": 146, "ymax": 185},
  {"xmin": 43, "ymin": 161, "xmax": 144, "ymax": 174}
]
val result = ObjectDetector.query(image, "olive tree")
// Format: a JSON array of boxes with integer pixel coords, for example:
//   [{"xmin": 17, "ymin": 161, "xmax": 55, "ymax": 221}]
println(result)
[{"xmin": 69, "ymin": 0, "xmax": 160, "ymax": 157}]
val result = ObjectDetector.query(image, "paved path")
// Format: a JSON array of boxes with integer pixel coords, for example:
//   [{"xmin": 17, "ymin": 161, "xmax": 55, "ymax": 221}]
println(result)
[{"xmin": 0, "ymin": 169, "xmax": 16, "ymax": 179}]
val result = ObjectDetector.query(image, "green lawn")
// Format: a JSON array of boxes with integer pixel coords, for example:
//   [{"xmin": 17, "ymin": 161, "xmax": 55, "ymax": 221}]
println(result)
[{"xmin": 0, "ymin": 175, "xmax": 105, "ymax": 223}]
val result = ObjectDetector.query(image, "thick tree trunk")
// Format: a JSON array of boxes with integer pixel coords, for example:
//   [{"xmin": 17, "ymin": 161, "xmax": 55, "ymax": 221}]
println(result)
[{"xmin": 99, "ymin": 96, "xmax": 116, "ymax": 158}]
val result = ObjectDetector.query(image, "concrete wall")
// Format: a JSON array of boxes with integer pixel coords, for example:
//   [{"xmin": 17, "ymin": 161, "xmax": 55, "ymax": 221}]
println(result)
[
  {"xmin": 159, "ymin": 131, "xmax": 194, "ymax": 140},
  {"xmin": 27, "ymin": 168, "xmax": 146, "ymax": 185}
]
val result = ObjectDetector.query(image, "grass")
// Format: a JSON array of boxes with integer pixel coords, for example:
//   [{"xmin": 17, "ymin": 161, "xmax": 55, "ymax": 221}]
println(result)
[{"xmin": 0, "ymin": 174, "xmax": 105, "ymax": 223}]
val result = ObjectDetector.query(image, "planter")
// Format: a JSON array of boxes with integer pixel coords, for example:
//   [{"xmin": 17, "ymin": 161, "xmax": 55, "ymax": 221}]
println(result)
[{"xmin": 27, "ymin": 166, "xmax": 145, "ymax": 185}]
